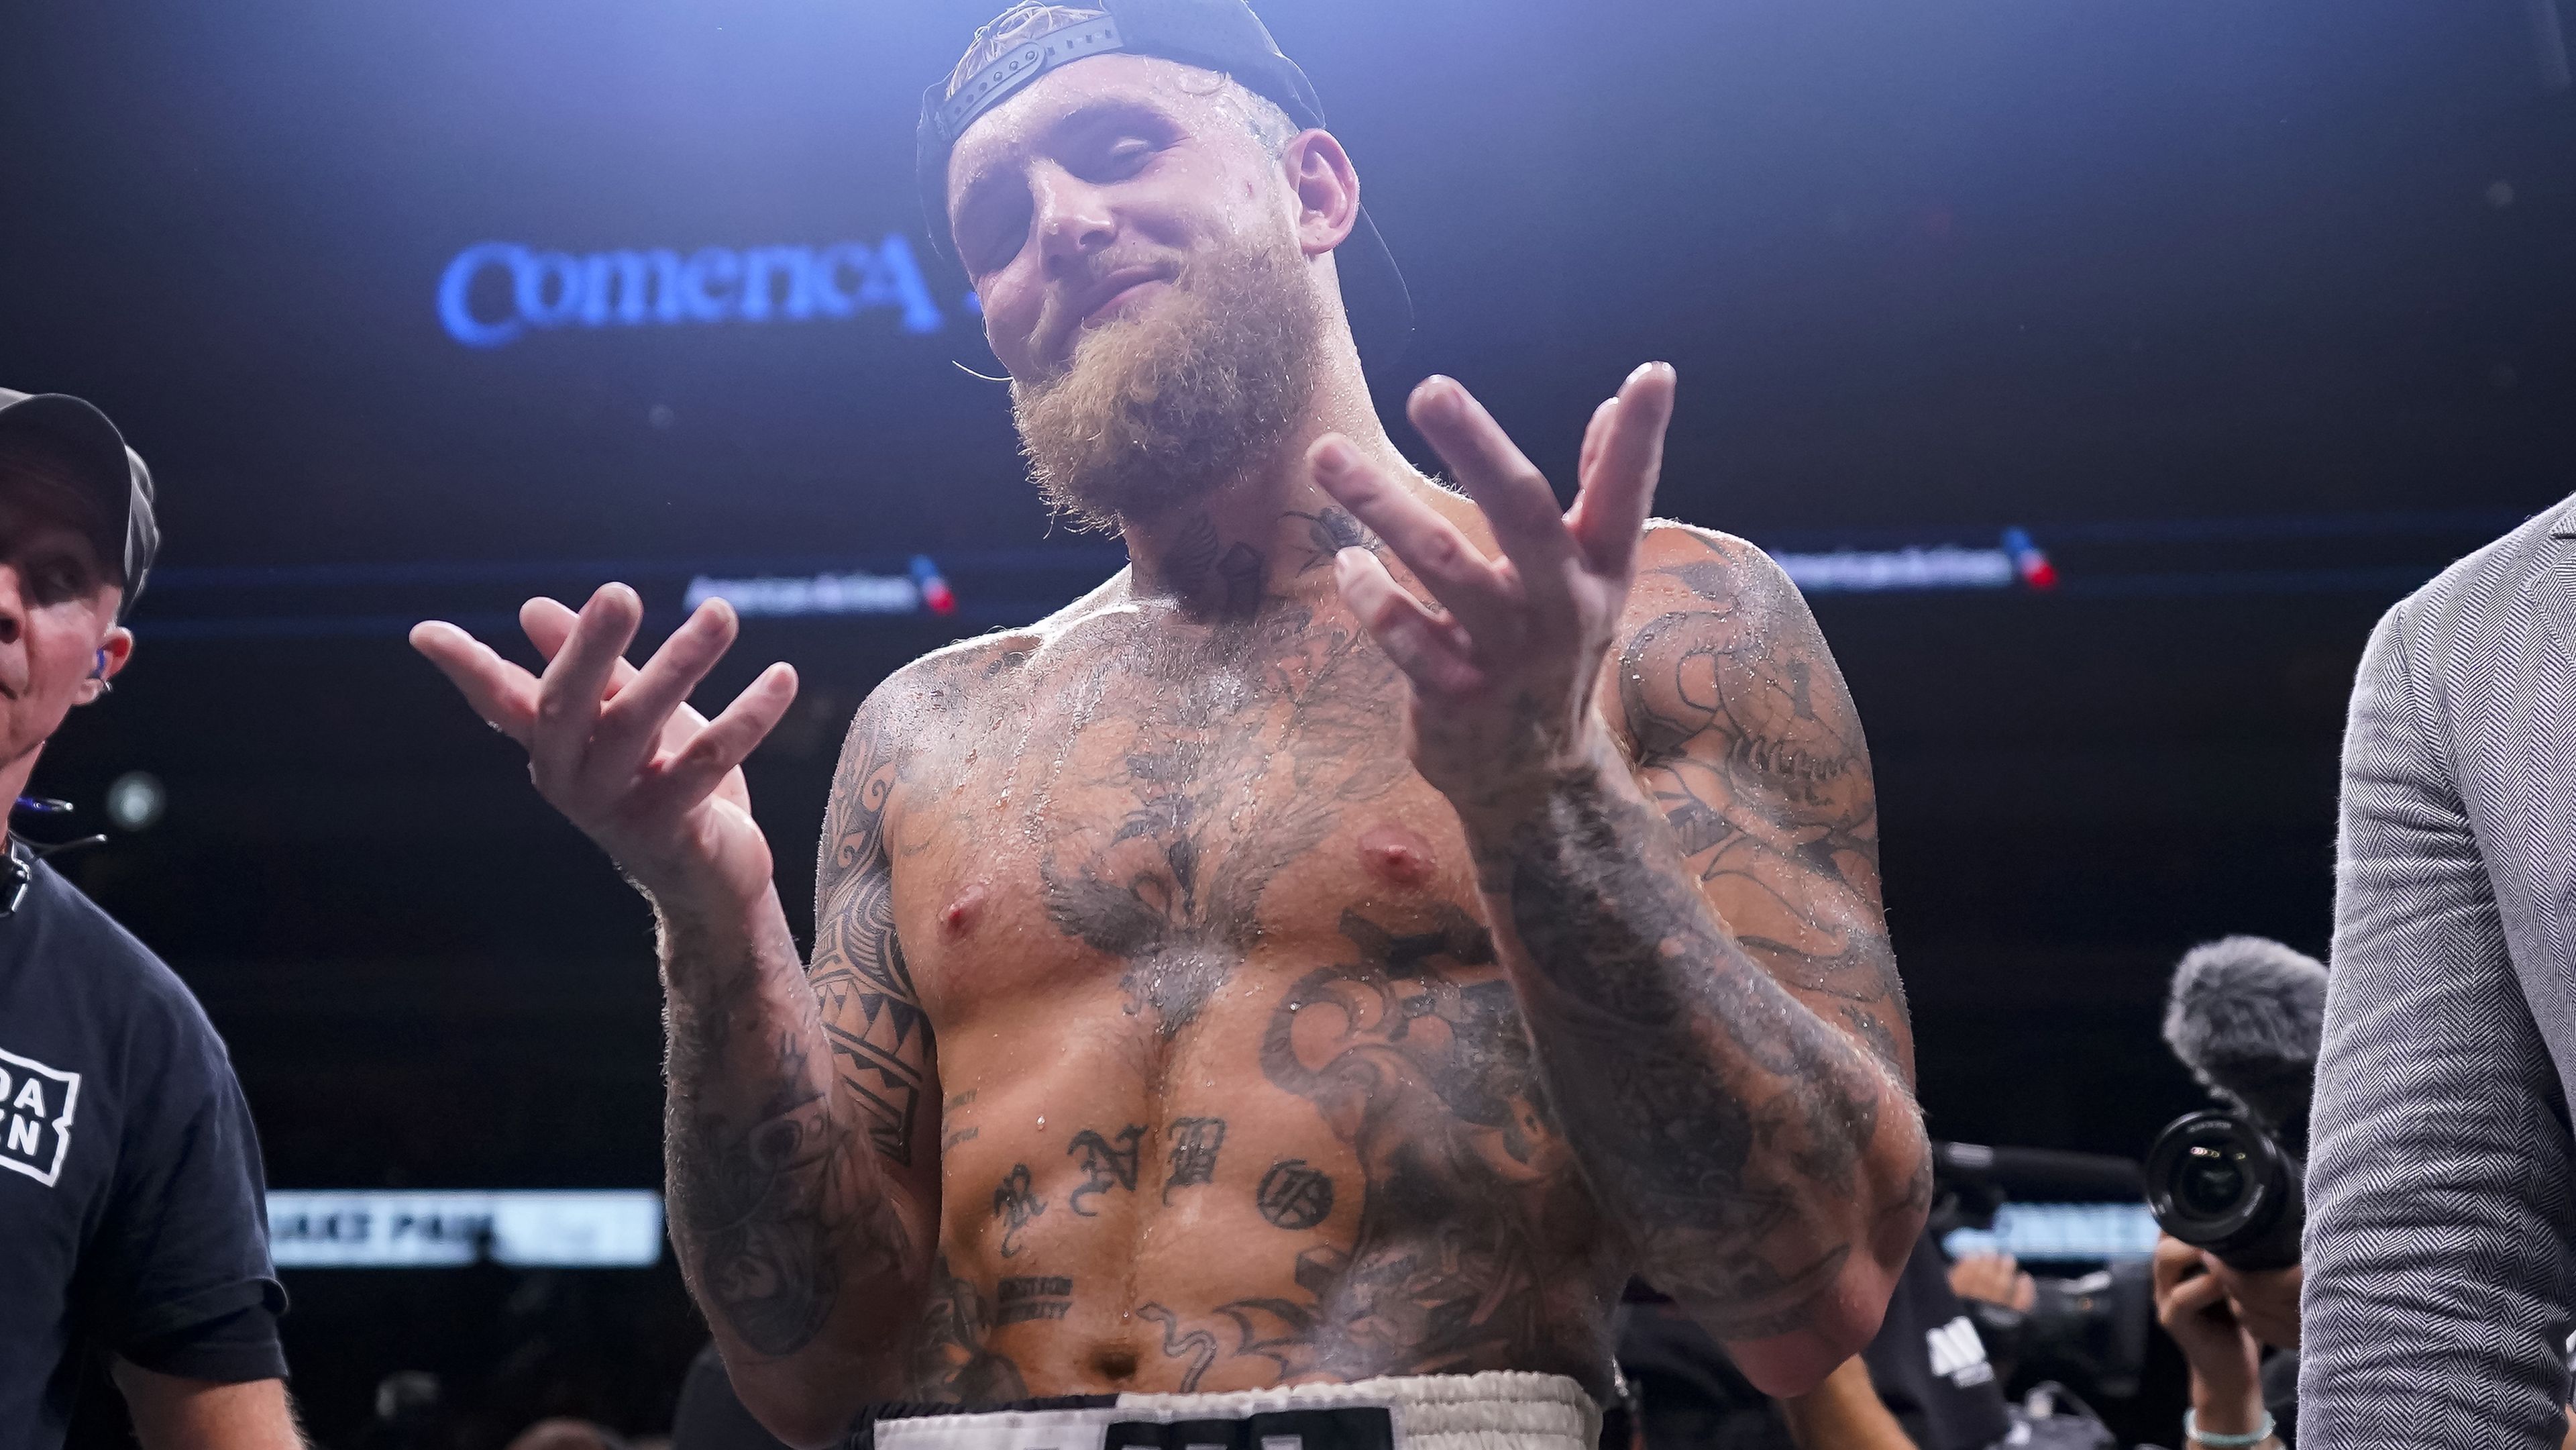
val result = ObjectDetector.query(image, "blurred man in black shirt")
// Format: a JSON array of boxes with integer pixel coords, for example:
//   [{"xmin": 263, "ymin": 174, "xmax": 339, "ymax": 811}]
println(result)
[
  {"xmin": 1621, "ymin": 1228, "xmax": 2012, "ymax": 1449},
  {"xmin": 0, "ymin": 389, "xmax": 298, "ymax": 1449}
]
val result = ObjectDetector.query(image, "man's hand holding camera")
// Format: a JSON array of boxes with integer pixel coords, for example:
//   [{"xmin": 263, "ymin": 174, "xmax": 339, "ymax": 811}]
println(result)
[
  {"xmin": 2153, "ymin": 1235, "xmax": 2294, "ymax": 1448},
  {"xmin": 2204, "ymin": 1255, "xmax": 2300, "ymax": 1353}
]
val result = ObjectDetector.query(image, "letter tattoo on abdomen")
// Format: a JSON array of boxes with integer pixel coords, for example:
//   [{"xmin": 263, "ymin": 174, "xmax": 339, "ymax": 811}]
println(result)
[
  {"xmin": 992, "ymin": 1163, "xmax": 1044, "ymax": 1258},
  {"xmin": 1256, "ymin": 1159, "xmax": 1336, "ymax": 1229},
  {"xmin": 1163, "ymin": 1117, "xmax": 1227, "ymax": 1202},
  {"xmin": 1067, "ymin": 1125, "xmax": 1144, "ymax": 1216}
]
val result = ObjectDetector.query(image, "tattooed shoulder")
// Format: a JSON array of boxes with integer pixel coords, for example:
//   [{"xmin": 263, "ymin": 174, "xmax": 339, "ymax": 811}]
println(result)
[
  {"xmin": 1629, "ymin": 525, "xmax": 1785, "ymax": 608},
  {"xmin": 1607, "ymin": 528, "xmax": 1877, "ymax": 857},
  {"xmin": 817, "ymin": 630, "xmax": 1045, "ymax": 876},
  {"xmin": 1612, "ymin": 527, "xmax": 1861, "ymax": 771},
  {"xmin": 1607, "ymin": 524, "xmax": 1912, "ymax": 1082}
]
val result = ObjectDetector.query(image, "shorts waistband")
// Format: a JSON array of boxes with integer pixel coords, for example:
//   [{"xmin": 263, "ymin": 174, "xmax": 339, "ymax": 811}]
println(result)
[{"xmin": 851, "ymin": 1371, "xmax": 1602, "ymax": 1450}]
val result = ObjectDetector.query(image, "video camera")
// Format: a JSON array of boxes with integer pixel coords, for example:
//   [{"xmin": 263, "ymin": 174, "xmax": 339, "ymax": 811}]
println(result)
[{"xmin": 1931, "ymin": 1141, "xmax": 2155, "ymax": 1402}]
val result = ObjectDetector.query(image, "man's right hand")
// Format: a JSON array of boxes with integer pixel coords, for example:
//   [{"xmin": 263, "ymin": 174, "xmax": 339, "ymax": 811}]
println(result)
[
  {"xmin": 2202, "ymin": 1257, "xmax": 2301, "ymax": 1352},
  {"xmin": 410, "ymin": 584, "xmax": 799, "ymax": 913},
  {"xmin": 2152, "ymin": 1235, "xmax": 2270, "ymax": 1442}
]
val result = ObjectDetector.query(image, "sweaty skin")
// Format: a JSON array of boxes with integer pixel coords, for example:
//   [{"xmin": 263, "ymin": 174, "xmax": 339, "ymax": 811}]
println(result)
[
  {"xmin": 414, "ymin": 44, "xmax": 1923, "ymax": 1447},
  {"xmin": 788, "ymin": 504, "xmax": 1908, "ymax": 1405}
]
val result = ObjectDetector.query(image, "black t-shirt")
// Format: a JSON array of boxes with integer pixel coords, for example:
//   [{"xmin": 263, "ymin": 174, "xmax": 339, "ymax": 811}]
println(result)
[
  {"xmin": 1619, "ymin": 1227, "xmax": 2012, "ymax": 1450},
  {"xmin": 1859, "ymin": 1228, "xmax": 2015, "ymax": 1449},
  {"xmin": 673, "ymin": 1343, "xmax": 792, "ymax": 1450},
  {"xmin": 0, "ymin": 852, "xmax": 286, "ymax": 1449}
]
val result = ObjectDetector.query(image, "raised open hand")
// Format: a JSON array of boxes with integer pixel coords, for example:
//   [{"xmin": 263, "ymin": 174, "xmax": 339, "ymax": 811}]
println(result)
[
  {"xmin": 1308, "ymin": 363, "xmax": 1676, "ymax": 809},
  {"xmin": 410, "ymin": 584, "xmax": 798, "ymax": 909}
]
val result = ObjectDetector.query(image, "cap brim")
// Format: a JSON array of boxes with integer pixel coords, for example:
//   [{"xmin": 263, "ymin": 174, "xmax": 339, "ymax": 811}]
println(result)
[{"xmin": 0, "ymin": 394, "xmax": 137, "ymax": 580}]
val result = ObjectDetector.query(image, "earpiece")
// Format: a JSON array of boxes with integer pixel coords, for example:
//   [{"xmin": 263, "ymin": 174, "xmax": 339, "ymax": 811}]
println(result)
[{"xmin": 86, "ymin": 650, "xmax": 112, "ymax": 698}]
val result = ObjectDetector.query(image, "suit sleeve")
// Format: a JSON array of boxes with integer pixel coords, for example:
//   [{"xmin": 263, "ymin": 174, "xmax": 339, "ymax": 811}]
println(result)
[{"xmin": 2299, "ymin": 601, "xmax": 2576, "ymax": 1447}]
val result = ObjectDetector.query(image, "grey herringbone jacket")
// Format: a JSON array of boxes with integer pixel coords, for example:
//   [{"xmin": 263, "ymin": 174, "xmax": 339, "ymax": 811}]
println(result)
[{"xmin": 2303, "ymin": 499, "xmax": 2576, "ymax": 1447}]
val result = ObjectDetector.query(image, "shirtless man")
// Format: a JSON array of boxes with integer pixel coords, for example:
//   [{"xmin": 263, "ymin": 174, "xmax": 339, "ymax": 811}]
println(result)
[{"xmin": 412, "ymin": 3, "xmax": 1929, "ymax": 1444}]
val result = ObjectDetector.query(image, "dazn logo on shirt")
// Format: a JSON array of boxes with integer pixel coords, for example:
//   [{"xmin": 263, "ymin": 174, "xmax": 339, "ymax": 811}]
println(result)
[{"xmin": 0, "ymin": 1047, "xmax": 80, "ymax": 1188}]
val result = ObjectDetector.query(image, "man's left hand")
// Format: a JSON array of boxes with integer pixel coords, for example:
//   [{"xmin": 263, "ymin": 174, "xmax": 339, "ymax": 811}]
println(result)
[{"xmin": 1307, "ymin": 364, "xmax": 1677, "ymax": 810}]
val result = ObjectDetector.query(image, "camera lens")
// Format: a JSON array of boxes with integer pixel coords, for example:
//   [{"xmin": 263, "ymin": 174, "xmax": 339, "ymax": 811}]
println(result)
[
  {"xmin": 2177, "ymin": 1143, "xmax": 2247, "ymax": 1216},
  {"xmin": 2146, "ymin": 1108, "xmax": 2306, "ymax": 1270}
]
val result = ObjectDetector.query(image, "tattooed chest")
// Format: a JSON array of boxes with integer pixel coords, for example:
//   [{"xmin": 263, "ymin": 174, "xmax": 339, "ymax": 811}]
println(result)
[{"xmin": 911, "ymin": 611, "xmax": 1446, "ymax": 1039}]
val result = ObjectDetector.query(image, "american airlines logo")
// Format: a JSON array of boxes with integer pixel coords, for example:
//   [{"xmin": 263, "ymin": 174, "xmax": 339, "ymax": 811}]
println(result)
[
  {"xmin": 684, "ymin": 556, "xmax": 957, "ymax": 619},
  {"xmin": 0, "ymin": 1047, "xmax": 80, "ymax": 1189},
  {"xmin": 438, "ymin": 236, "xmax": 953, "ymax": 348}
]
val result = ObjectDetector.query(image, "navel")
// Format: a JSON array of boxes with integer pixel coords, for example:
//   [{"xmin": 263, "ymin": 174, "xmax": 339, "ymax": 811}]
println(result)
[{"xmin": 1357, "ymin": 823, "xmax": 1438, "ymax": 890}]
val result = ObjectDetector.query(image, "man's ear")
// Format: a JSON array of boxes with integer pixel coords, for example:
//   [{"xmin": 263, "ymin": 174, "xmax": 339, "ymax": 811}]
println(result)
[
  {"xmin": 93, "ymin": 625, "xmax": 133, "ymax": 690},
  {"xmin": 1283, "ymin": 129, "xmax": 1360, "ymax": 258}
]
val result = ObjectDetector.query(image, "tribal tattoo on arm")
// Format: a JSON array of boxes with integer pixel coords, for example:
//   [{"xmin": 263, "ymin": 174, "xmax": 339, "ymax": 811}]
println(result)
[
  {"xmin": 660, "ymin": 676, "xmax": 944, "ymax": 1400},
  {"xmin": 1461, "ymin": 531, "xmax": 1927, "ymax": 1351},
  {"xmin": 811, "ymin": 688, "xmax": 937, "ymax": 1167}
]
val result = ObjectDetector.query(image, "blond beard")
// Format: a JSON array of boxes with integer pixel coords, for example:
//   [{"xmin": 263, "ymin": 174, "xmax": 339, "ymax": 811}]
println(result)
[{"xmin": 1009, "ymin": 227, "xmax": 1324, "ymax": 529}]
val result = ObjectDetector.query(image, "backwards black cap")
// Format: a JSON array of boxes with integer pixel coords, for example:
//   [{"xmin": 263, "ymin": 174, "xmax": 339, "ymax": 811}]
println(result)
[
  {"xmin": 0, "ymin": 389, "xmax": 160, "ymax": 620},
  {"xmin": 918, "ymin": 0, "xmax": 1411, "ymax": 370}
]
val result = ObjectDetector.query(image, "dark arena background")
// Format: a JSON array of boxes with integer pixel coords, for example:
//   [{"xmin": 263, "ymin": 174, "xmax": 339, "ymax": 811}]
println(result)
[{"xmin": 4, "ymin": 0, "xmax": 2572, "ymax": 1444}]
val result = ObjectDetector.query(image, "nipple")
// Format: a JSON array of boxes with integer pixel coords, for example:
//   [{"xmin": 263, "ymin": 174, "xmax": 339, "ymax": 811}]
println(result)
[
  {"xmin": 942, "ymin": 884, "xmax": 989, "ymax": 935},
  {"xmin": 1358, "ymin": 824, "xmax": 1438, "ymax": 890}
]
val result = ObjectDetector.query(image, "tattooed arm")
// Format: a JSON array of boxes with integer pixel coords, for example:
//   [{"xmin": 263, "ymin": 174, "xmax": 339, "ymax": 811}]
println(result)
[
  {"xmin": 411, "ymin": 590, "xmax": 941, "ymax": 1441},
  {"xmin": 1610, "ymin": 530, "xmax": 1910, "ymax": 1080},
  {"xmin": 1438, "ymin": 536, "xmax": 1924, "ymax": 1394},
  {"xmin": 665, "ymin": 678, "xmax": 944, "ymax": 1445},
  {"xmin": 1308, "ymin": 368, "xmax": 1927, "ymax": 1398},
  {"xmin": 1510, "ymin": 528, "xmax": 1926, "ymax": 1384}
]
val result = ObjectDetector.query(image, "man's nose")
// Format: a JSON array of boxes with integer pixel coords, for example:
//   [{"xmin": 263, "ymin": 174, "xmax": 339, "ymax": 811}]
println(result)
[{"xmin": 1030, "ymin": 168, "xmax": 1116, "ymax": 274}]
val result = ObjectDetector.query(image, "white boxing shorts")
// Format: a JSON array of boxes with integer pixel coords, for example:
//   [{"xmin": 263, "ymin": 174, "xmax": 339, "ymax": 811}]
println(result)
[{"xmin": 847, "ymin": 1371, "xmax": 1603, "ymax": 1450}]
